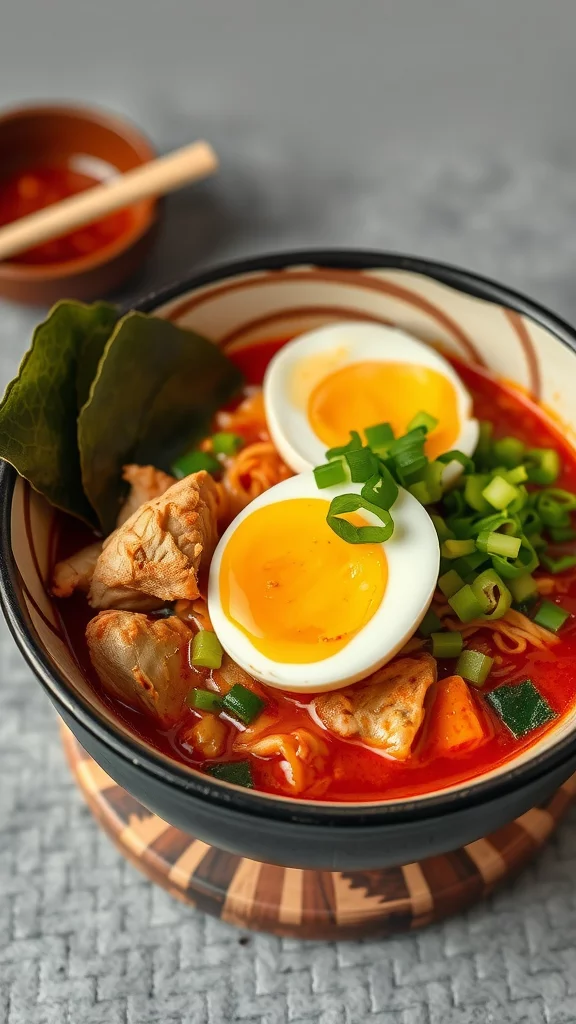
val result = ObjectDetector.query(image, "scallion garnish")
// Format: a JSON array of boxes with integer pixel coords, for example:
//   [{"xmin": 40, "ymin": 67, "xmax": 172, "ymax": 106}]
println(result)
[
  {"xmin": 456, "ymin": 649, "xmax": 493, "ymax": 687},
  {"xmin": 482, "ymin": 475, "xmax": 519, "ymax": 511},
  {"xmin": 187, "ymin": 688, "xmax": 223, "ymax": 712},
  {"xmin": 418, "ymin": 608, "xmax": 443, "ymax": 638},
  {"xmin": 470, "ymin": 568, "xmax": 511, "ymax": 620},
  {"xmin": 221, "ymin": 684, "xmax": 265, "ymax": 724},
  {"xmin": 364, "ymin": 422, "xmax": 394, "ymax": 448},
  {"xmin": 533, "ymin": 599, "xmax": 570, "ymax": 632},
  {"xmin": 172, "ymin": 450, "xmax": 221, "ymax": 478},
  {"xmin": 361, "ymin": 468, "xmax": 398, "ymax": 510},
  {"xmin": 431, "ymin": 630, "xmax": 463, "ymax": 658},
  {"xmin": 540, "ymin": 552, "xmax": 576, "ymax": 574},
  {"xmin": 525, "ymin": 448, "xmax": 561, "ymax": 485},
  {"xmin": 313, "ymin": 460, "xmax": 348, "ymax": 489},
  {"xmin": 191, "ymin": 630, "xmax": 224, "ymax": 669},
  {"xmin": 437, "ymin": 450, "xmax": 475, "ymax": 475},
  {"xmin": 448, "ymin": 584, "xmax": 486, "ymax": 623},
  {"xmin": 407, "ymin": 410, "xmax": 439, "ymax": 433},
  {"xmin": 476, "ymin": 530, "xmax": 521, "ymax": 559},
  {"xmin": 210, "ymin": 431, "xmax": 244, "ymax": 456},
  {"xmin": 492, "ymin": 436, "xmax": 525, "ymax": 468},
  {"xmin": 441, "ymin": 538, "xmax": 476, "ymax": 560},
  {"xmin": 325, "ymin": 431, "xmax": 363, "ymax": 461},
  {"xmin": 326, "ymin": 494, "xmax": 394, "ymax": 544},
  {"xmin": 345, "ymin": 446, "xmax": 379, "ymax": 482},
  {"xmin": 438, "ymin": 569, "xmax": 465, "ymax": 598}
]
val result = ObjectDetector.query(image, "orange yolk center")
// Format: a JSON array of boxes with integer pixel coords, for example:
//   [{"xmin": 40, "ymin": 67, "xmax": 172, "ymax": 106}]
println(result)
[
  {"xmin": 219, "ymin": 497, "xmax": 387, "ymax": 664},
  {"xmin": 308, "ymin": 360, "xmax": 461, "ymax": 460}
]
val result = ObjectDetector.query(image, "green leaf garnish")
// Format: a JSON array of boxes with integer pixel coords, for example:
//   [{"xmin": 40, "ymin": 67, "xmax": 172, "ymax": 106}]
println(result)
[
  {"xmin": 78, "ymin": 313, "xmax": 243, "ymax": 533},
  {"xmin": 0, "ymin": 300, "xmax": 118, "ymax": 527}
]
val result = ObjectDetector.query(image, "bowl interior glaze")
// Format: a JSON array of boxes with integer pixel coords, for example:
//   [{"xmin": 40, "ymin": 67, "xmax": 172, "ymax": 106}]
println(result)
[{"xmin": 6, "ymin": 251, "xmax": 576, "ymax": 815}]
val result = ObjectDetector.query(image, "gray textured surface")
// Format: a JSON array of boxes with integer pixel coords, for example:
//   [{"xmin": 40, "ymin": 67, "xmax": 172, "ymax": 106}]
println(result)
[{"xmin": 4, "ymin": 2, "xmax": 576, "ymax": 1022}]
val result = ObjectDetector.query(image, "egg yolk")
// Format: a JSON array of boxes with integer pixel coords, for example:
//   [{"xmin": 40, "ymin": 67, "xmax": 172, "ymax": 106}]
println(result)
[
  {"xmin": 308, "ymin": 360, "xmax": 460, "ymax": 460},
  {"xmin": 219, "ymin": 497, "xmax": 387, "ymax": 664}
]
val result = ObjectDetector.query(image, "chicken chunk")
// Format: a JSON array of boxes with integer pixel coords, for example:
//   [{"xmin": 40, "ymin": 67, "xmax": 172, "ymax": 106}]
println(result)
[
  {"xmin": 89, "ymin": 471, "xmax": 219, "ymax": 611},
  {"xmin": 52, "ymin": 542, "xmax": 103, "ymax": 598},
  {"xmin": 117, "ymin": 464, "xmax": 176, "ymax": 527},
  {"xmin": 86, "ymin": 610, "xmax": 193, "ymax": 726},
  {"xmin": 313, "ymin": 654, "xmax": 437, "ymax": 760}
]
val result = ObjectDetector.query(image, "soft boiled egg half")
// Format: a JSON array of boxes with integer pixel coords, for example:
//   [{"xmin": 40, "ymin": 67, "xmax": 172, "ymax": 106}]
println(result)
[
  {"xmin": 263, "ymin": 322, "xmax": 479, "ymax": 474},
  {"xmin": 208, "ymin": 472, "xmax": 440, "ymax": 693}
]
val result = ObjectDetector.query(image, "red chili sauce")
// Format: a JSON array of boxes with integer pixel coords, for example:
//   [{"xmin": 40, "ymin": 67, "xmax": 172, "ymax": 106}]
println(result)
[
  {"xmin": 54, "ymin": 337, "xmax": 576, "ymax": 802},
  {"xmin": 0, "ymin": 164, "xmax": 133, "ymax": 264}
]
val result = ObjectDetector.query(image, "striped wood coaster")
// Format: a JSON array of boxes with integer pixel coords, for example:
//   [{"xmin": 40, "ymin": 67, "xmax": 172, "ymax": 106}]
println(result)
[{"xmin": 62, "ymin": 727, "xmax": 576, "ymax": 939}]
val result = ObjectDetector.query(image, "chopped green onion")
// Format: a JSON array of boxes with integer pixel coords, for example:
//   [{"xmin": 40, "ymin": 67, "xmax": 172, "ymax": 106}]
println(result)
[
  {"xmin": 431, "ymin": 514, "xmax": 455, "ymax": 542},
  {"xmin": 456, "ymin": 649, "xmax": 493, "ymax": 687},
  {"xmin": 446, "ymin": 515, "xmax": 477, "ymax": 540},
  {"xmin": 506, "ymin": 465, "xmax": 529, "ymax": 485},
  {"xmin": 221, "ymin": 683, "xmax": 265, "ymax": 724},
  {"xmin": 539, "ymin": 552, "xmax": 576, "ymax": 574},
  {"xmin": 344, "ymin": 446, "xmax": 379, "ymax": 482},
  {"xmin": 508, "ymin": 573, "xmax": 538, "ymax": 605},
  {"xmin": 451, "ymin": 550, "xmax": 491, "ymax": 578},
  {"xmin": 533, "ymin": 599, "xmax": 570, "ymax": 633},
  {"xmin": 518, "ymin": 507, "xmax": 542, "ymax": 536},
  {"xmin": 492, "ymin": 436, "xmax": 525, "ymax": 469},
  {"xmin": 409, "ymin": 480, "xmax": 431, "ymax": 505},
  {"xmin": 326, "ymin": 431, "xmax": 363, "ymax": 461},
  {"xmin": 507, "ymin": 484, "xmax": 528, "ymax": 514},
  {"xmin": 438, "ymin": 569, "xmax": 465, "ymax": 598},
  {"xmin": 407, "ymin": 410, "xmax": 439, "ymax": 434},
  {"xmin": 448, "ymin": 585, "xmax": 486, "ymax": 623},
  {"xmin": 471, "ymin": 568, "xmax": 511, "ymax": 620},
  {"xmin": 327, "ymin": 493, "xmax": 394, "ymax": 544},
  {"xmin": 437, "ymin": 450, "xmax": 475, "ymax": 475},
  {"xmin": 525, "ymin": 448, "xmax": 561, "ymax": 485},
  {"xmin": 482, "ymin": 475, "xmax": 519, "ymax": 510},
  {"xmin": 172, "ymin": 450, "xmax": 221, "ymax": 478},
  {"xmin": 394, "ymin": 448, "xmax": 428, "ymax": 483},
  {"xmin": 210, "ymin": 431, "xmax": 244, "ymax": 456},
  {"xmin": 476, "ymin": 530, "xmax": 521, "ymax": 559},
  {"xmin": 208, "ymin": 761, "xmax": 254, "ymax": 788},
  {"xmin": 464, "ymin": 474, "xmax": 492, "ymax": 514},
  {"xmin": 535, "ymin": 493, "xmax": 571, "ymax": 528},
  {"xmin": 187, "ymin": 688, "xmax": 223, "ymax": 712},
  {"xmin": 549, "ymin": 525, "xmax": 576, "ymax": 543},
  {"xmin": 365, "ymin": 422, "xmax": 394, "ymax": 448},
  {"xmin": 361, "ymin": 467, "xmax": 398, "ymax": 510},
  {"xmin": 540, "ymin": 488, "xmax": 576, "ymax": 510},
  {"xmin": 441, "ymin": 538, "xmax": 476, "ymax": 560},
  {"xmin": 431, "ymin": 631, "xmax": 463, "ymax": 658},
  {"xmin": 191, "ymin": 630, "xmax": 224, "ymax": 669},
  {"xmin": 491, "ymin": 535, "xmax": 539, "ymax": 580},
  {"xmin": 487, "ymin": 680, "xmax": 556, "ymax": 738},
  {"xmin": 474, "ymin": 420, "xmax": 493, "ymax": 469},
  {"xmin": 421, "ymin": 460, "xmax": 445, "ymax": 503},
  {"xmin": 313, "ymin": 460, "xmax": 347, "ymax": 489},
  {"xmin": 389, "ymin": 427, "xmax": 427, "ymax": 452},
  {"xmin": 443, "ymin": 489, "xmax": 466, "ymax": 516},
  {"xmin": 418, "ymin": 608, "xmax": 442, "ymax": 638}
]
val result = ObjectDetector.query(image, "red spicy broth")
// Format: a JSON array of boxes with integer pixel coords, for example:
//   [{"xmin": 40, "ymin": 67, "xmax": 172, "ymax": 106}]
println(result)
[{"xmin": 54, "ymin": 336, "xmax": 576, "ymax": 802}]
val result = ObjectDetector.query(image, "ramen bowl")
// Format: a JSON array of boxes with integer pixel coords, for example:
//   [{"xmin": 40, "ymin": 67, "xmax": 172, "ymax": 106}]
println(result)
[{"xmin": 2, "ymin": 249, "xmax": 576, "ymax": 871}]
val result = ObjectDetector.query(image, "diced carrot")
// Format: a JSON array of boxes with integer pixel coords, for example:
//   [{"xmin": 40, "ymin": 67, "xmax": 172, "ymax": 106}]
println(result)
[{"xmin": 426, "ymin": 675, "xmax": 486, "ymax": 755}]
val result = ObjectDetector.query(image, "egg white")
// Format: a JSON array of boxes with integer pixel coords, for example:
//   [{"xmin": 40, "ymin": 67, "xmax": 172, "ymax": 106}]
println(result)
[
  {"xmin": 207, "ymin": 472, "xmax": 440, "ymax": 693},
  {"xmin": 263, "ymin": 321, "xmax": 479, "ymax": 478}
]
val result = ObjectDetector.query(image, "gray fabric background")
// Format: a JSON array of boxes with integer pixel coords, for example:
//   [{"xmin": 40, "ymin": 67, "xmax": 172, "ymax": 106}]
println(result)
[{"xmin": 3, "ymin": 3, "xmax": 576, "ymax": 1021}]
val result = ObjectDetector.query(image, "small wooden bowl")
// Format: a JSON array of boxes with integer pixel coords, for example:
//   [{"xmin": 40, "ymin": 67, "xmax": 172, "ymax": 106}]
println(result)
[{"xmin": 0, "ymin": 103, "xmax": 160, "ymax": 305}]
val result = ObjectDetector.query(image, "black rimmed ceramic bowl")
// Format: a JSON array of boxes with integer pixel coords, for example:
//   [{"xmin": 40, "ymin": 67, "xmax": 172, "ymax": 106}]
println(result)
[{"xmin": 3, "ymin": 249, "xmax": 576, "ymax": 871}]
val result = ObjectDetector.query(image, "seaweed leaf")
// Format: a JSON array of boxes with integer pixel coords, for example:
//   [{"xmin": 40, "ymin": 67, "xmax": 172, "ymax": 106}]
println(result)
[
  {"xmin": 78, "ymin": 312, "xmax": 243, "ymax": 533},
  {"xmin": 0, "ymin": 300, "xmax": 118, "ymax": 526}
]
